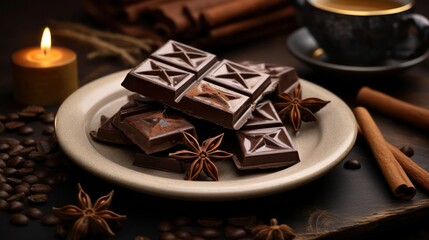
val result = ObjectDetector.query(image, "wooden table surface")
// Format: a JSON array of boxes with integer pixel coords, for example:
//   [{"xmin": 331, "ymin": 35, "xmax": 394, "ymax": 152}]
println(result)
[{"xmin": 0, "ymin": 1, "xmax": 428, "ymax": 239}]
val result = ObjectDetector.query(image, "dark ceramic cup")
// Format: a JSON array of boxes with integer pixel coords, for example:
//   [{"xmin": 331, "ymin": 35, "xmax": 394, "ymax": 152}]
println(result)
[{"xmin": 298, "ymin": 0, "xmax": 429, "ymax": 66}]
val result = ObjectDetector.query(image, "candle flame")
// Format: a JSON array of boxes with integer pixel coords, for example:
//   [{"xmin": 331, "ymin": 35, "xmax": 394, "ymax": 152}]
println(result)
[{"xmin": 40, "ymin": 27, "xmax": 51, "ymax": 56}]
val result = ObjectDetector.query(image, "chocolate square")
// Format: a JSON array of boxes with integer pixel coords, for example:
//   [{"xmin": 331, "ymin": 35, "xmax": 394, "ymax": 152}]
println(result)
[
  {"xmin": 242, "ymin": 100, "xmax": 283, "ymax": 130},
  {"xmin": 114, "ymin": 109, "xmax": 197, "ymax": 154},
  {"xmin": 234, "ymin": 126, "xmax": 300, "ymax": 170},
  {"xmin": 151, "ymin": 40, "xmax": 217, "ymax": 77},
  {"xmin": 122, "ymin": 59, "xmax": 195, "ymax": 101}
]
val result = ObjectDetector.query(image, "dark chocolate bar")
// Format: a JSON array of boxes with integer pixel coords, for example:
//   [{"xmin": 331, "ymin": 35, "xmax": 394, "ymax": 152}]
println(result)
[
  {"xmin": 242, "ymin": 100, "xmax": 283, "ymax": 130},
  {"xmin": 90, "ymin": 114, "xmax": 133, "ymax": 145},
  {"xmin": 121, "ymin": 40, "xmax": 271, "ymax": 130}
]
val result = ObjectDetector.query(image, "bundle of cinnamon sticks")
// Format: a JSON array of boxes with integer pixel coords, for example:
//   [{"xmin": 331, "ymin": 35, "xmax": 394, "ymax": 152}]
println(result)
[
  {"xmin": 82, "ymin": 0, "xmax": 298, "ymax": 48},
  {"xmin": 354, "ymin": 86, "xmax": 429, "ymax": 200}
]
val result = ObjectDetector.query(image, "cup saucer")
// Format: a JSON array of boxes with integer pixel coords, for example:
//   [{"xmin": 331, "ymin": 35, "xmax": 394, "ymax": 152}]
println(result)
[{"xmin": 286, "ymin": 27, "xmax": 428, "ymax": 79}]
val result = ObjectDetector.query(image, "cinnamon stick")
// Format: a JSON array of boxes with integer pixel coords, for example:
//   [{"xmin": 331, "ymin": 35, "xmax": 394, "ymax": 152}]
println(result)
[
  {"xmin": 388, "ymin": 143, "xmax": 429, "ymax": 194},
  {"xmin": 210, "ymin": 6, "xmax": 295, "ymax": 39},
  {"xmin": 353, "ymin": 107, "xmax": 416, "ymax": 200},
  {"xmin": 201, "ymin": 0, "xmax": 286, "ymax": 28},
  {"xmin": 356, "ymin": 86, "xmax": 429, "ymax": 131}
]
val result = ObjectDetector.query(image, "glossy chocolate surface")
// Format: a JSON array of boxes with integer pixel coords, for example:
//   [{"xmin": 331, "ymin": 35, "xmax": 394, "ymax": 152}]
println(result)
[
  {"xmin": 234, "ymin": 126, "xmax": 300, "ymax": 170},
  {"xmin": 134, "ymin": 152, "xmax": 186, "ymax": 173},
  {"xmin": 242, "ymin": 100, "xmax": 283, "ymax": 130},
  {"xmin": 121, "ymin": 40, "xmax": 271, "ymax": 130},
  {"xmin": 113, "ymin": 109, "xmax": 197, "ymax": 154}
]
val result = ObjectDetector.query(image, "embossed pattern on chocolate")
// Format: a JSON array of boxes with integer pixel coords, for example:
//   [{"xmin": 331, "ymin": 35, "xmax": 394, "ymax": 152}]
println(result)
[
  {"xmin": 242, "ymin": 100, "xmax": 283, "ymax": 130},
  {"xmin": 234, "ymin": 126, "xmax": 300, "ymax": 170},
  {"xmin": 113, "ymin": 109, "xmax": 197, "ymax": 154},
  {"xmin": 121, "ymin": 40, "xmax": 271, "ymax": 130}
]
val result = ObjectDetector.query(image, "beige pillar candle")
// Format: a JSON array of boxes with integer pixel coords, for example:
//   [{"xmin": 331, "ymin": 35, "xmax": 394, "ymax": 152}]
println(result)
[{"xmin": 11, "ymin": 27, "xmax": 78, "ymax": 106}]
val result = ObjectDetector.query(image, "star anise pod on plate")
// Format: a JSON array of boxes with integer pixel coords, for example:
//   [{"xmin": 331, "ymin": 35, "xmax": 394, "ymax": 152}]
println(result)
[
  {"xmin": 52, "ymin": 183, "xmax": 127, "ymax": 240},
  {"xmin": 274, "ymin": 83, "xmax": 330, "ymax": 133},
  {"xmin": 251, "ymin": 218, "xmax": 295, "ymax": 240},
  {"xmin": 169, "ymin": 132, "xmax": 233, "ymax": 181}
]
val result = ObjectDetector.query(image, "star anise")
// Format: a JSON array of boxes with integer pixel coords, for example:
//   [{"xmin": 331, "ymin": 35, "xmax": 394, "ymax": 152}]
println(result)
[
  {"xmin": 52, "ymin": 183, "xmax": 127, "ymax": 240},
  {"xmin": 251, "ymin": 218, "xmax": 295, "ymax": 240},
  {"xmin": 274, "ymin": 83, "xmax": 330, "ymax": 133},
  {"xmin": 169, "ymin": 132, "xmax": 233, "ymax": 181}
]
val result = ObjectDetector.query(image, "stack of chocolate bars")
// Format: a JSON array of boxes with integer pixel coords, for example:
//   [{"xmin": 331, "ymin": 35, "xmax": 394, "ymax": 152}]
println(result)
[{"xmin": 91, "ymin": 40, "xmax": 301, "ymax": 180}]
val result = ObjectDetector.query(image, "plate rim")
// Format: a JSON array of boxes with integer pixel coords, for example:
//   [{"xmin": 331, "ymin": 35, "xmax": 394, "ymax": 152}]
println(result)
[{"xmin": 55, "ymin": 69, "xmax": 357, "ymax": 201}]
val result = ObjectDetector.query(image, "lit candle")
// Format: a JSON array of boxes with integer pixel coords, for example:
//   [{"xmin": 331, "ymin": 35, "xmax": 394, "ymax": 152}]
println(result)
[{"xmin": 12, "ymin": 27, "xmax": 78, "ymax": 106}]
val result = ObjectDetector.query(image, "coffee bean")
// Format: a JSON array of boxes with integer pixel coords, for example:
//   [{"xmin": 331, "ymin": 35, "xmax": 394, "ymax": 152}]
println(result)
[
  {"xmin": 159, "ymin": 232, "xmax": 177, "ymax": 240},
  {"xmin": 28, "ymin": 193, "xmax": 48, "ymax": 203},
  {"xmin": 23, "ymin": 160, "xmax": 36, "ymax": 168},
  {"xmin": 43, "ymin": 126, "xmax": 55, "ymax": 135},
  {"xmin": 224, "ymin": 225, "xmax": 247, "ymax": 240},
  {"xmin": 27, "ymin": 151, "xmax": 47, "ymax": 160},
  {"xmin": 40, "ymin": 112, "xmax": 55, "ymax": 124},
  {"xmin": 30, "ymin": 184, "xmax": 52, "ymax": 194},
  {"xmin": 15, "ymin": 167, "xmax": 34, "ymax": 176},
  {"xmin": 0, "ymin": 159, "xmax": 5, "ymax": 168},
  {"xmin": 6, "ymin": 113, "xmax": 20, "ymax": 121},
  {"xmin": 8, "ymin": 200, "xmax": 25, "ymax": 212},
  {"xmin": 22, "ymin": 105, "xmax": 45, "ymax": 115},
  {"xmin": 0, "ymin": 182, "xmax": 13, "ymax": 192},
  {"xmin": 344, "ymin": 159, "xmax": 361, "ymax": 170},
  {"xmin": 7, "ymin": 192, "xmax": 25, "ymax": 202},
  {"xmin": 17, "ymin": 111, "xmax": 38, "ymax": 120},
  {"xmin": 9, "ymin": 146, "xmax": 34, "ymax": 157},
  {"xmin": 0, "ymin": 199, "xmax": 8, "ymax": 210},
  {"xmin": 197, "ymin": 217, "xmax": 224, "ymax": 228},
  {"xmin": 0, "ymin": 173, "xmax": 6, "ymax": 183},
  {"xmin": 21, "ymin": 138, "xmax": 37, "ymax": 147},
  {"xmin": 18, "ymin": 126, "xmax": 34, "ymax": 136},
  {"xmin": 44, "ymin": 158, "xmax": 61, "ymax": 168},
  {"xmin": 0, "ymin": 152, "xmax": 10, "ymax": 161},
  {"xmin": 175, "ymin": 229, "xmax": 192, "ymax": 239},
  {"xmin": 10, "ymin": 214, "xmax": 29, "ymax": 226},
  {"xmin": 6, "ymin": 177, "xmax": 22, "ymax": 185},
  {"xmin": 0, "ymin": 138, "xmax": 20, "ymax": 146},
  {"xmin": 0, "ymin": 190, "xmax": 9, "ymax": 199},
  {"xmin": 23, "ymin": 175, "xmax": 40, "ymax": 184},
  {"xmin": 13, "ymin": 184, "xmax": 30, "ymax": 195},
  {"xmin": 41, "ymin": 214, "xmax": 60, "ymax": 226},
  {"xmin": 400, "ymin": 145, "xmax": 414, "ymax": 157},
  {"xmin": 5, "ymin": 121, "xmax": 25, "ymax": 131},
  {"xmin": 199, "ymin": 227, "xmax": 222, "ymax": 239},
  {"xmin": 0, "ymin": 114, "xmax": 5, "ymax": 121},
  {"xmin": 4, "ymin": 167, "xmax": 17, "ymax": 176},
  {"xmin": 0, "ymin": 122, "xmax": 4, "ymax": 133},
  {"xmin": 26, "ymin": 207, "xmax": 44, "ymax": 219},
  {"xmin": 7, "ymin": 156, "xmax": 25, "ymax": 168},
  {"xmin": 159, "ymin": 221, "xmax": 175, "ymax": 232},
  {"xmin": 0, "ymin": 143, "xmax": 10, "ymax": 152},
  {"xmin": 227, "ymin": 215, "xmax": 257, "ymax": 227}
]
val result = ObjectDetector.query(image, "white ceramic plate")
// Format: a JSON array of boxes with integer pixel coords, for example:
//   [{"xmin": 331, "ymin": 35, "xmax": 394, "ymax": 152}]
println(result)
[{"xmin": 56, "ymin": 69, "xmax": 357, "ymax": 201}]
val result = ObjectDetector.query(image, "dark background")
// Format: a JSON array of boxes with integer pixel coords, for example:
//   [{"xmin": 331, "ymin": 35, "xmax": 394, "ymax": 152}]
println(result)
[{"xmin": 0, "ymin": 0, "xmax": 429, "ymax": 239}]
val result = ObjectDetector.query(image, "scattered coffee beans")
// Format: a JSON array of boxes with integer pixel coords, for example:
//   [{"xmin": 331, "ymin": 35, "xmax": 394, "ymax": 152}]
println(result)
[{"xmin": 41, "ymin": 214, "xmax": 60, "ymax": 226}]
